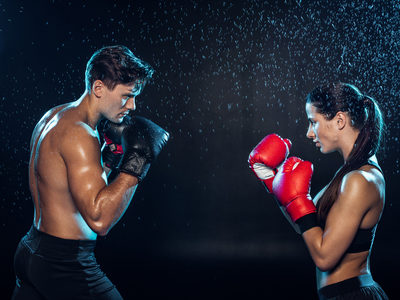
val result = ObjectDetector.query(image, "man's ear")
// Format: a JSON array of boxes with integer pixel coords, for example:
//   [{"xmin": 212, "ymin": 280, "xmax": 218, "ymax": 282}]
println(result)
[
  {"xmin": 334, "ymin": 111, "xmax": 347, "ymax": 130},
  {"xmin": 92, "ymin": 80, "xmax": 104, "ymax": 98}
]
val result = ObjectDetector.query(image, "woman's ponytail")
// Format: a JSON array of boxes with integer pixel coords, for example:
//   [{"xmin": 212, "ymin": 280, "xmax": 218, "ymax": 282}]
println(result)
[{"xmin": 307, "ymin": 83, "xmax": 385, "ymax": 226}]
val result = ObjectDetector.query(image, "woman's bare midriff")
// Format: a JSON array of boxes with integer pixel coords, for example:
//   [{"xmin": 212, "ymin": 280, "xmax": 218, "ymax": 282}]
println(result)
[{"xmin": 317, "ymin": 250, "xmax": 370, "ymax": 289}]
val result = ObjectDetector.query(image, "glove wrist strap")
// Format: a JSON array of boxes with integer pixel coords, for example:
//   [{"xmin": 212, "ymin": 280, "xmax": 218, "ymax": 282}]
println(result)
[
  {"xmin": 286, "ymin": 195, "xmax": 316, "ymax": 222},
  {"xmin": 119, "ymin": 151, "xmax": 151, "ymax": 182},
  {"xmin": 295, "ymin": 213, "xmax": 319, "ymax": 234}
]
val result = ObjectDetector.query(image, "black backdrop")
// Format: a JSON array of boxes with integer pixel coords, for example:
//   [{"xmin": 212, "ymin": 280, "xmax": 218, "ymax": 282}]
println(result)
[{"xmin": 1, "ymin": 1, "xmax": 399, "ymax": 299}]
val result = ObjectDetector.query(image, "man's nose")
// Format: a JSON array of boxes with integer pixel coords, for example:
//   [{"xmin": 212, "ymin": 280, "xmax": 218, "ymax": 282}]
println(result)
[{"xmin": 125, "ymin": 97, "xmax": 136, "ymax": 111}]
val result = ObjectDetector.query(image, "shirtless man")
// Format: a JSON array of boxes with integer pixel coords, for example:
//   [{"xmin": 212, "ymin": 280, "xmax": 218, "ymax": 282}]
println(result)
[{"xmin": 12, "ymin": 45, "xmax": 169, "ymax": 299}]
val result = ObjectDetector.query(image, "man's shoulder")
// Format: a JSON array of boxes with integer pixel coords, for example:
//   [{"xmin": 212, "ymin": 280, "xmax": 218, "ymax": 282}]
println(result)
[
  {"xmin": 66, "ymin": 121, "xmax": 99, "ymax": 141},
  {"xmin": 59, "ymin": 121, "xmax": 101, "ymax": 164},
  {"xmin": 34, "ymin": 102, "xmax": 101, "ymax": 154},
  {"xmin": 30, "ymin": 103, "xmax": 71, "ymax": 150},
  {"xmin": 37, "ymin": 103, "xmax": 70, "ymax": 126},
  {"xmin": 44, "ymin": 104, "xmax": 98, "ymax": 142}
]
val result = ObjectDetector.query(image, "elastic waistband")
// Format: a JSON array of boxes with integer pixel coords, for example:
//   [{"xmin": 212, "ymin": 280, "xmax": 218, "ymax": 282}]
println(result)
[
  {"xmin": 318, "ymin": 274, "xmax": 375, "ymax": 298},
  {"xmin": 23, "ymin": 225, "xmax": 96, "ymax": 259}
]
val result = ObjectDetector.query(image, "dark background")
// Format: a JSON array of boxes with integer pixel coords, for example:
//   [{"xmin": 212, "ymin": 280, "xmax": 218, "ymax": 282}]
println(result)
[{"xmin": 1, "ymin": 0, "xmax": 399, "ymax": 299}]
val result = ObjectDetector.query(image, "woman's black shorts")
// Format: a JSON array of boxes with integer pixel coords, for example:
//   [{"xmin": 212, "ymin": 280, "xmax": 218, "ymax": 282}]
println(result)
[{"xmin": 318, "ymin": 274, "xmax": 388, "ymax": 300}]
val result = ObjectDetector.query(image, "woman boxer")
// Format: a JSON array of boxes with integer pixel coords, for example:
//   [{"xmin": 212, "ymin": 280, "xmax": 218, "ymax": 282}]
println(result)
[{"xmin": 249, "ymin": 82, "xmax": 388, "ymax": 299}]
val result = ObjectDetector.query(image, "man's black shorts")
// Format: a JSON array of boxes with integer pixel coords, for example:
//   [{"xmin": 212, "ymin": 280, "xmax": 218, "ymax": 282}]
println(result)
[{"xmin": 12, "ymin": 226, "xmax": 123, "ymax": 300}]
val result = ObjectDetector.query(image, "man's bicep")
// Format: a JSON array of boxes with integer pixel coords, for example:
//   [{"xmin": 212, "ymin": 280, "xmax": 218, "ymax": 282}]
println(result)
[{"xmin": 61, "ymin": 129, "xmax": 106, "ymax": 220}]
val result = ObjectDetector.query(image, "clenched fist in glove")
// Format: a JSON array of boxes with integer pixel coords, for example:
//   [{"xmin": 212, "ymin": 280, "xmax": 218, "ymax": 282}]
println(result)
[
  {"xmin": 272, "ymin": 156, "xmax": 318, "ymax": 233},
  {"xmin": 248, "ymin": 133, "xmax": 292, "ymax": 193},
  {"xmin": 101, "ymin": 116, "xmax": 130, "ymax": 170},
  {"xmin": 102, "ymin": 116, "xmax": 169, "ymax": 182}
]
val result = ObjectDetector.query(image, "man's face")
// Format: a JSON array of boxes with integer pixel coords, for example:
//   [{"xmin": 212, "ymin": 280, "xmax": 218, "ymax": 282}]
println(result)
[{"xmin": 102, "ymin": 83, "xmax": 140, "ymax": 123}]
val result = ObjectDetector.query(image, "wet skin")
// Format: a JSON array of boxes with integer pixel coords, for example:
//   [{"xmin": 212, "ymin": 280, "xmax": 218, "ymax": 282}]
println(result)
[
  {"xmin": 29, "ymin": 82, "xmax": 140, "ymax": 240},
  {"xmin": 303, "ymin": 104, "xmax": 385, "ymax": 288}
]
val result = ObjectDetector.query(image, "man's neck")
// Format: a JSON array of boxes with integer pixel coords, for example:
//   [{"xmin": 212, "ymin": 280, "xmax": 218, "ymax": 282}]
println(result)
[{"xmin": 75, "ymin": 91, "xmax": 102, "ymax": 130}]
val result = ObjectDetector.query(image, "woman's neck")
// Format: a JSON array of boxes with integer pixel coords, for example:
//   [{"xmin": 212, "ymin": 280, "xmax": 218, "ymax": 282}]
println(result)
[{"xmin": 339, "ymin": 128, "xmax": 360, "ymax": 162}]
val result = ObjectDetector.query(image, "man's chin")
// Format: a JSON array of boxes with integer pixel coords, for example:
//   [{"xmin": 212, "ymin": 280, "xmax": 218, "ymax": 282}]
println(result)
[
  {"xmin": 105, "ymin": 117, "xmax": 123, "ymax": 124},
  {"xmin": 107, "ymin": 114, "xmax": 129, "ymax": 123},
  {"xmin": 115, "ymin": 114, "xmax": 126, "ymax": 123}
]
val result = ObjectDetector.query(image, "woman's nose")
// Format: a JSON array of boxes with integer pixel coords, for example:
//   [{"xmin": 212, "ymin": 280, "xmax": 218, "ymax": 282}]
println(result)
[{"xmin": 306, "ymin": 123, "xmax": 314, "ymax": 139}]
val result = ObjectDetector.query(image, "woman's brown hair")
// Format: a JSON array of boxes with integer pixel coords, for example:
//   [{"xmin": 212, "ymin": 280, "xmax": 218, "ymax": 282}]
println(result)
[{"xmin": 306, "ymin": 82, "xmax": 385, "ymax": 226}]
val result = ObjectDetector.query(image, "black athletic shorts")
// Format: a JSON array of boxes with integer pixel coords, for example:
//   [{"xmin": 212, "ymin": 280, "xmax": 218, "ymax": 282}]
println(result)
[
  {"xmin": 12, "ymin": 226, "xmax": 123, "ymax": 300},
  {"xmin": 318, "ymin": 274, "xmax": 388, "ymax": 300}
]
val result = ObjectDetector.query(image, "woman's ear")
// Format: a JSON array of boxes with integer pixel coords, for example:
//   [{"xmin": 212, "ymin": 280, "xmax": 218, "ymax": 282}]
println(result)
[{"xmin": 334, "ymin": 111, "xmax": 347, "ymax": 130}]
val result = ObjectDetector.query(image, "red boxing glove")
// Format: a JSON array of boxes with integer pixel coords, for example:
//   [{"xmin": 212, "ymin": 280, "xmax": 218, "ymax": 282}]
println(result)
[
  {"xmin": 104, "ymin": 134, "xmax": 124, "ymax": 155},
  {"xmin": 272, "ymin": 157, "xmax": 316, "ymax": 222},
  {"xmin": 248, "ymin": 134, "xmax": 292, "ymax": 193},
  {"xmin": 101, "ymin": 117, "xmax": 128, "ymax": 170}
]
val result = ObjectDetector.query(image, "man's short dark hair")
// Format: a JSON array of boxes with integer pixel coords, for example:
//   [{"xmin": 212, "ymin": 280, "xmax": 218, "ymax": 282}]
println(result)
[{"xmin": 85, "ymin": 45, "xmax": 154, "ymax": 92}]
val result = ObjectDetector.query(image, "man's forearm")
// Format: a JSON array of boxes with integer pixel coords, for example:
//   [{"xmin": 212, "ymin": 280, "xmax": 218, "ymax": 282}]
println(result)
[{"xmin": 93, "ymin": 173, "xmax": 139, "ymax": 236}]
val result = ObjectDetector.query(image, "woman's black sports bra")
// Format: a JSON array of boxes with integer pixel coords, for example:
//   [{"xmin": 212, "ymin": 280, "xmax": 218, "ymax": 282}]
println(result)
[{"xmin": 346, "ymin": 226, "xmax": 376, "ymax": 253}]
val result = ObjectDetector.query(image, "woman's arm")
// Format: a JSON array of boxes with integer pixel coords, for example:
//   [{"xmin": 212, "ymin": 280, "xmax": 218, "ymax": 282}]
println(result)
[{"xmin": 302, "ymin": 171, "xmax": 379, "ymax": 271}]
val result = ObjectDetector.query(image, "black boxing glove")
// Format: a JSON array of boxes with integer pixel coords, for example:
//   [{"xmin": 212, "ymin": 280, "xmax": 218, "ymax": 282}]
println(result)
[
  {"xmin": 119, "ymin": 116, "xmax": 169, "ymax": 181},
  {"xmin": 101, "ymin": 116, "xmax": 131, "ymax": 170}
]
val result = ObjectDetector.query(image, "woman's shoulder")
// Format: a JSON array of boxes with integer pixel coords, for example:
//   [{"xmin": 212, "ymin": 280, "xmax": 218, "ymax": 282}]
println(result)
[
  {"xmin": 345, "ymin": 156, "xmax": 384, "ymax": 186},
  {"xmin": 339, "ymin": 166, "xmax": 384, "ymax": 208},
  {"xmin": 342, "ymin": 167, "xmax": 381, "ymax": 190}
]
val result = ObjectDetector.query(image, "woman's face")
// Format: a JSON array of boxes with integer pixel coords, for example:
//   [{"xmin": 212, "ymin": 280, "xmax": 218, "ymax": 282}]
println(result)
[{"xmin": 305, "ymin": 103, "xmax": 339, "ymax": 154}]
